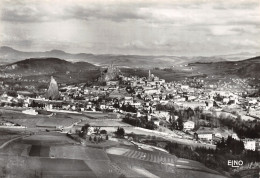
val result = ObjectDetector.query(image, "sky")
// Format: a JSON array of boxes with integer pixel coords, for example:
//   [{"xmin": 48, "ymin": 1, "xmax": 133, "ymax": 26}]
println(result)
[{"xmin": 0, "ymin": 0, "xmax": 259, "ymax": 56}]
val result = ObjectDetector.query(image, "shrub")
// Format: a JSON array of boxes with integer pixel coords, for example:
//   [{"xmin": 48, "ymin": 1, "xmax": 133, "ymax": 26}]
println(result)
[{"xmin": 100, "ymin": 130, "xmax": 107, "ymax": 134}]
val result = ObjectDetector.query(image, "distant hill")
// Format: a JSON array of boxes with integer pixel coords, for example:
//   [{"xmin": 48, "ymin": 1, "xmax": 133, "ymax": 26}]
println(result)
[
  {"xmin": 189, "ymin": 56, "xmax": 260, "ymax": 79},
  {"xmin": 1, "ymin": 58, "xmax": 96, "ymax": 75},
  {"xmin": 1, "ymin": 46, "xmax": 254, "ymax": 68},
  {"xmin": 0, "ymin": 58, "xmax": 100, "ymax": 85},
  {"xmin": 236, "ymin": 56, "xmax": 260, "ymax": 78},
  {"xmin": 191, "ymin": 56, "xmax": 227, "ymax": 63}
]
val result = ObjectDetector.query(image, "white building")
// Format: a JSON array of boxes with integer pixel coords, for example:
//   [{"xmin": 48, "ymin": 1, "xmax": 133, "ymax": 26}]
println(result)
[
  {"xmin": 197, "ymin": 132, "xmax": 214, "ymax": 141},
  {"xmin": 144, "ymin": 89, "xmax": 160, "ymax": 95},
  {"xmin": 183, "ymin": 121, "xmax": 195, "ymax": 131},
  {"xmin": 243, "ymin": 139, "xmax": 256, "ymax": 151},
  {"xmin": 124, "ymin": 96, "xmax": 133, "ymax": 104}
]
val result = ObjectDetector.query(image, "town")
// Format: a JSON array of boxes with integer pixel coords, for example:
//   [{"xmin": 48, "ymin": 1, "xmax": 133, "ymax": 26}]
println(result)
[{"xmin": 0, "ymin": 62, "xmax": 260, "ymax": 177}]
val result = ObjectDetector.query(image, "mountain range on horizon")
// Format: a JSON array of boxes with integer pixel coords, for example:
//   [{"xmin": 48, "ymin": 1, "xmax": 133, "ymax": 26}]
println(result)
[
  {"xmin": 1, "ymin": 55, "xmax": 260, "ymax": 86},
  {"xmin": 0, "ymin": 46, "xmax": 259, "ymax": 68}
]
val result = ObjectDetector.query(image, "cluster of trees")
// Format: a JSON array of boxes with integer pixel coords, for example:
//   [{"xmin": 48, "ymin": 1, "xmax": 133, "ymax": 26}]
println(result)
[
  {"xmin": 29, "ymin": 100, "xmax": 46, "ymax": 108},
  {"xmin": 122, "ymin": 115, "xmax": 158, "ymax": 130},
  {"xmin": 7, "ymin": 90, "xmax": 18, "ymax": 97},
  {"xmin": 1, "ymin": 101, "xmax": 23, "ymax": 107},
  {"xmin": 114, "ymin": 103, "xmax": 137, "ymax": 113},
  {"xmin": 169, "ymin": 117, "xmax": 183, "ymax": 130},
  {"xmin": 165, "ymin": 141, "xmax": 260, "ymax": 174},
  {"xmin": 219, "ymin": 116, "xmax": 260, "ymax": 138},
  {"xmin": 216, "ymin": 136, "xmax": 244, "ymax": 155},
  {"xmin": 115, "ymin": 127, "xmax": 125, "ymax": 137},
  {"xmin": 152, "ymin": 103, "xmax": 260, "ymax": 138},
  {"xmin": 79, "ymin": 124, "xmax": 90, "ymax": 138},
  {"xmin": 79, "ymin": 124, "xmax": 109, "ymax": 142},
  {"xmin": 89, "ymin": 135, "xmax": 108, "ymax": 142},
  {"xmin": 125, "ymin": 86, "xmax": 135, "ymax": 94}
]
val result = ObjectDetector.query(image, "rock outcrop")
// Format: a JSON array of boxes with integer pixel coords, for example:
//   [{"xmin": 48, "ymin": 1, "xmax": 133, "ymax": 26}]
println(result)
[{"xmin": 46, "ymin": 76, "xmax": 59, "ymax": 100}]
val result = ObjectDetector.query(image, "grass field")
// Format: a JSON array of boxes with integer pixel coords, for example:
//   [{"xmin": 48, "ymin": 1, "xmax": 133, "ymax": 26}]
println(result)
[
  {"xmin": 107, "ymin": 146, "xmax": 176, "ymax": 165},
  {"xmin": 108, "ymin": 154, "xmax": 175, "ymax": 177},
  {"xmin": 36, "ymin": 117, "xmax": 80, "ymax": 128},
  {"xmin": 49, "ymin": 145, "xmax": 109, "ymax": 160},
  {"xmin": 0, "ymin": 132, "xmax": 227, "ymax": 178},
  {"xmin": 0, "ymin": 108, "xmax": 226, "ymax": 178},
  {"xmin": 0, "ymin": 108, "xmax": 82, "ymax": 128},
  {"xmin": 0, "ymin": 134, "xmax": 20, "ymax": 145},
  {"xmin": 79, "ymin": 120, "xmax": 131, "ymax": 127},
  {"xmin": 29, "ymin": 145, "xmax": 50, "ymax": 157},
  {"xmin": 108, "ymin": 154, "xmax": 226, "ymax": 178},
  {"xmin": 22, "ymin": 134, "xmax": 75, "ymax": 145},
  {"xmin": 84, "ymin": 160, "xmax": 119, "ymax": 178},
  {"xmin": 0, "ymin": 142, "xmax": 30, "ymax": 156},
  {"xmin": 0, "ymin": 134, "xmax": 99, "ymax": 177},
  {"xmin": 0, "ymin": 155, "xmax": 97, "ymax": 178}
]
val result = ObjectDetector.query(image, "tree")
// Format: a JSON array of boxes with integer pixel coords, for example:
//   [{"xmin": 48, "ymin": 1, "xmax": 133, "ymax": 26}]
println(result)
[
  {"xmin": 94, "ymin": 127, "xmax": 101, "ymax": 134},
  {"xmin": 177, "ymin": 117, "xmax": 184, "ymax": 130},
  {"xmin": 106, "ymin": 135, "xmax": 109, "ymax": 140},
  {"xmin": 146, "ymin": 121, "xmax": 157, "ymax": 130},
  {"xmin": 7, "ymin": 90, "xmax": 18, "ymax": 97},
  {"xmin": 194, "ymin": 133, "xmax": 199, "ymax": 141},
  {"xmin": 100, "ymin": 130, "xmax": 107, "ymax": 134},
  {"xmin": 118, "ymin": 174, "xmax": 126, "ymax": 178},
  {"xmin": 116, "ymin": 127, "xmax": 125, "ymax": 137},
  {"xmin": 170, "ymin": 119, "xmax": 178, "ymax": 130},
  {"xmin": 89, "ymin": 136, "xmax": 92, "ymax": 141},
  {"xmin": 93, "ymin": 136, "xmax": 97, "ymax": 142},
  {"xmin": 80, "ymin": 124, "xmax": 90, "ymax": 138}
]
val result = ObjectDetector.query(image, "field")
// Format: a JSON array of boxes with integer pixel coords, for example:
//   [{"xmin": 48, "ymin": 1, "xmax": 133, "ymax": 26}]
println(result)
[
  {"xmin": 108, "ymin": 154, "xmax": 225, "ymax": 178},
  {"xmin": 79, "ymin": 119, "xmax": 132, "ymax": 127},
  {"xmin": 36, "ymin": 117, "xmax": 80, "ymax": 128},
  {"xmin": 0, "ymin": 130, "xmax": 227, "ymax": 178},
  {"xmin": 107, "ymin": 146, "xmax": 176, "ymax": 164},
  {"xmin": 84, "ymin": 160, "xmax": 119, "ymax": 178},
  {"xmin": 102, "ymin": 126, "xmax": 216, "ymax": 149},
  {"xmin": 49, "ymin": 145, "xmax": 109, "ymax": 160},
  {"xmin": 0, "ymin": 133, "xmax": 100, "ymax": 177},
  {"xmin": 29, "ymin": 145, "xmax": 50, "ymax": 157},
  {"xmin": 0, "ymin": 108, "xmax": 227, "ymax": 178},
  {"xmin": 0, "ymin": 109, "xmax": 82, "ymax": 129},
  {"xmin": 0, "ymin": 133, "xmax": 20, "ymax": 145}
]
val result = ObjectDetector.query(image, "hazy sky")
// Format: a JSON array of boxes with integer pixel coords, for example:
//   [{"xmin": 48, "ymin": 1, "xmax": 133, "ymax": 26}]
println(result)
[{"xmin": 0, "ymin": 0, "xmax": 259, "ymax": 56}]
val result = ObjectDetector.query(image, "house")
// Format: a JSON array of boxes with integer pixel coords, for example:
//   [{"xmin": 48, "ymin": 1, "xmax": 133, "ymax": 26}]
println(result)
[
  {"xmin": 124, "ymin": 96, "xmax": 133, "ymax": 104},
  {"xmin": 243, "ymin": 139, "xmax": 256, "ymax": 151},
  {"xmin": 153, "ymin": 111, "xmax": 170, "ymax": 121},
  {"xmin": 144, "ymin": 89, "xmax": 160, "ymax": 95},
  {"xmin": 223, "ymin": 98, "xmax": 230, "ymax": 104},
  {"xmin": 176, "ymin": 101, "xmax": 206, "ymax": 110},
  {"xmin": 181, "ymin": 85, "xmax": 189, "ymax": 90},
  {"xmin": 106, "ymin": 80, "xmax": 119, "ymax": 86},
  {"xmin": 109, "ymin": 90, "xmax": 123, "ymax": 98},
  {"xmin": 196, "ymin": 127, "xmax": 215, "ymax": 141},
  {"xmin": 154, "ymin": 120, "xmax": 160, "ymax": 126},
  {"xmin": 183, "ymin": 121, "xmax": 195, "ymax": 131},
  {"xmin": 86, "ymin": 126, "xmax": 95, "ymax": 135},
  {"xmin": 197, "ymin": 132, "xmax": 214, "ymax": 141}
]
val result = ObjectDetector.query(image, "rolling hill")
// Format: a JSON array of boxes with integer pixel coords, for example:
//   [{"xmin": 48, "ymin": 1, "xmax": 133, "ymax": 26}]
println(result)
[
  {"xmin": 1, "ymin": 58, "xmax": 96, "ymax": 75},
  {"xmin": 0, "ymin": 58, "xmax": 101, "ymax": 85},
  {"xmin": 0, "ymin": 46, "xmax": 236, "ymax": 68},
  {"xmin": 188, "ymin": 56, "xmax": 260, "ymax": 80}
]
